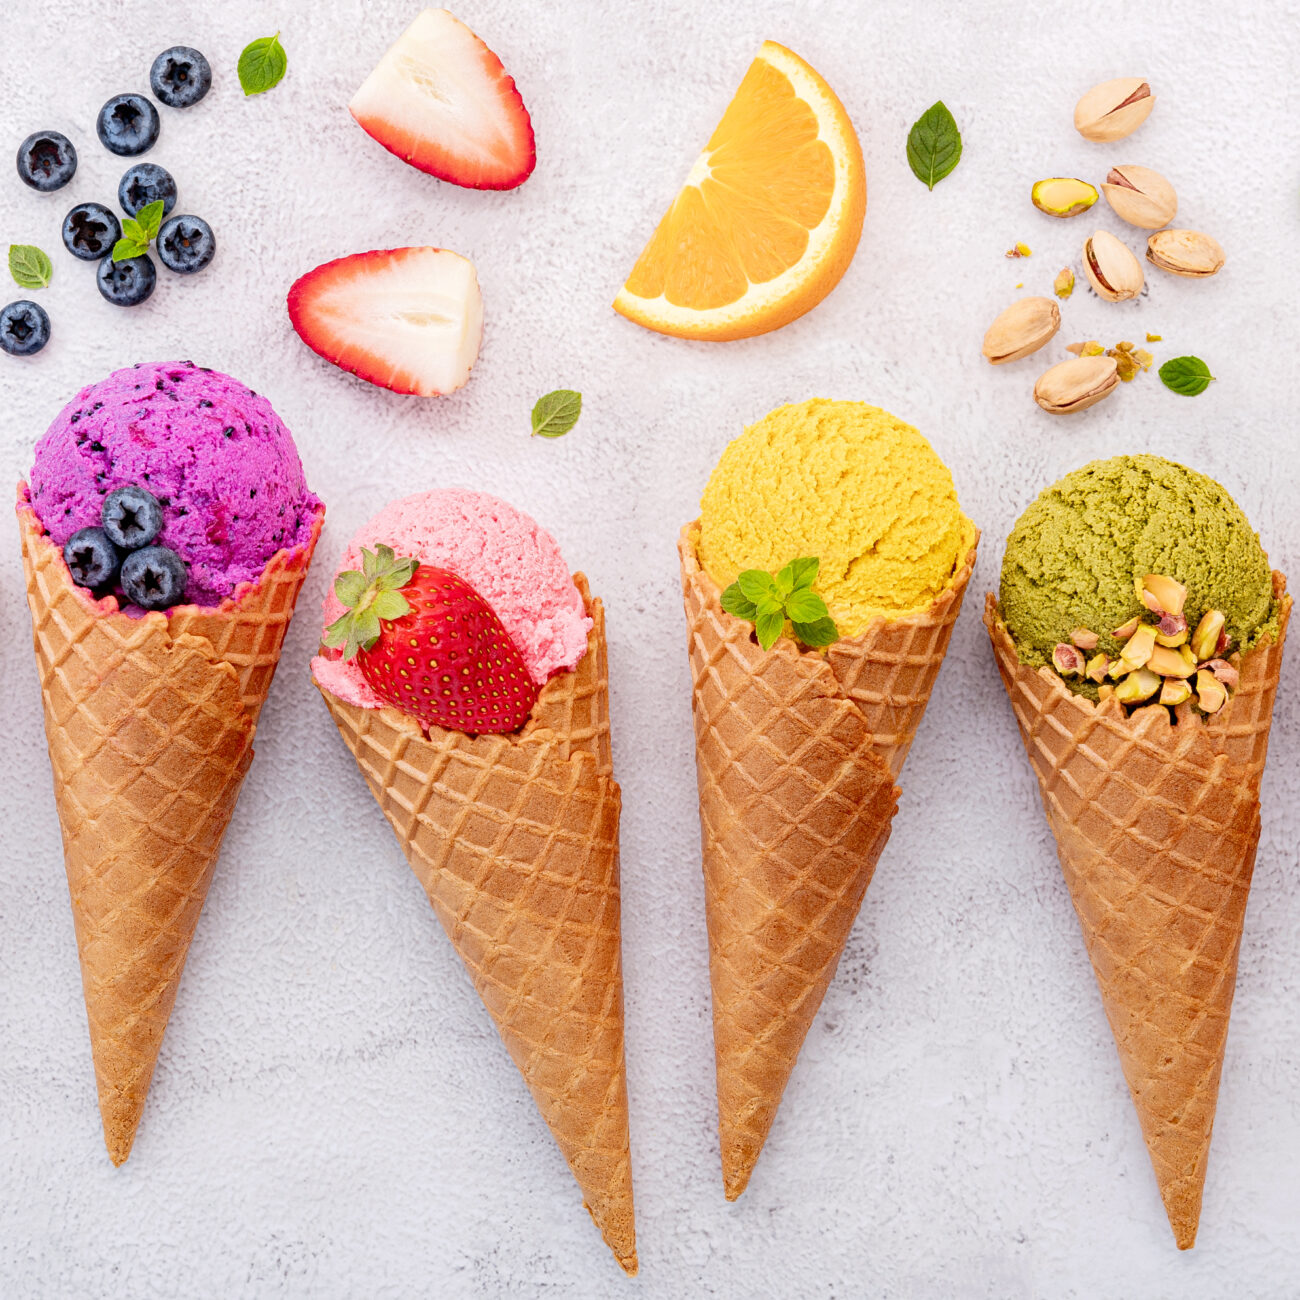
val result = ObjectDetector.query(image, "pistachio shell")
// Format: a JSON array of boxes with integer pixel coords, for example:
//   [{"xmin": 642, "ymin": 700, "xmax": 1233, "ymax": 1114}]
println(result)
[
  {"xmin": 1101, "ymin": 164, "xmax": 1178, "ymax": 229},
  {"xmin": 1033, "ymin": 354, "xmax": 1120, "ymax": 414},
  {"xmin": 1082, "ymin": 229, "xmax": 1144, "ymax": 302},
  {"xmin": 1146, "ymin": 228, "xmax": 1226, "ymax": 278},
  {"xmin": 1074, "ymin": 77, "xmax": 1155, "ymax": 142},
  {"xmin": 982, "ymin": 296, "xmax": 1061, "ymax": 364},
  {"xmin": 1031, "ymin": 177, "xmax": 1099, "ymax": 218}
]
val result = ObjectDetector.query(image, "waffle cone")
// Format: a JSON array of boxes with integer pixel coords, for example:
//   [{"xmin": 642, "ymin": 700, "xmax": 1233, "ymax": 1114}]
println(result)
[
  {"xmin": 985, "ymin": 576, "xmax": 1290, "ymax": 1249},
  {"xmin": 314, "ymin": 576, "xmax": 636, "ymax": 1274},
  {"xmin": 18, "ymin": 486, "xmax": 324, "ymax": 1165},
  {"xmin": 680, "ymin": 524, "xmax": 977, "ymax": 1199}
]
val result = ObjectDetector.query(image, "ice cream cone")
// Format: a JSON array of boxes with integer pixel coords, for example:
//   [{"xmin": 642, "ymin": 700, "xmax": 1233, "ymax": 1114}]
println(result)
[
  {"xmin": 680, "ymin": 524, "xmax": 978, "ymax": 1198},
  {"xmin": 19, "ymin": 487, "xmax": 324, "ymax": 1165},
  {"xmin": 985, "ymin": 575, "xmax": 1290, "ymax": 1248},
  {"xmin": 314, "ymin": 575, "xmax": 636, "ymax": 1274}
]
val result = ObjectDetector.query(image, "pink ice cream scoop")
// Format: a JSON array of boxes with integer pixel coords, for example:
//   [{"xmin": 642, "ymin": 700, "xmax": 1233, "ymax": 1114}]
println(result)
[
  {"xmin": 311, "ymin": 489, "xmax": 592, "ymax": 710},
  {"xmin": 29, "ymin": 360, "xmax": 321, "ymax": 606}
]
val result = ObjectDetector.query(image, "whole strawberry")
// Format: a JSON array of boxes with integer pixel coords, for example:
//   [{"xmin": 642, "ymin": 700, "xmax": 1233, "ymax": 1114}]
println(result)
[{"xmin": 323, "ymin": 545, "xmax": 538, "ymax": 733}]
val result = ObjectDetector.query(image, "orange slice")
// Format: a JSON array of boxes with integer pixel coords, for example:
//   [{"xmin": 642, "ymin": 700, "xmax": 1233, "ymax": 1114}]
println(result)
[{"xmin": 614, "ymin": 42, "xmax": 865, "ymax": 342}]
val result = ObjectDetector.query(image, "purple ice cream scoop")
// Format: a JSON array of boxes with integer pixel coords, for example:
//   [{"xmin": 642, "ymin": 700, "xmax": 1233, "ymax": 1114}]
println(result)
[{"xmin": 30, "ymin": 361, "xmax": 321, "ymax": 607}]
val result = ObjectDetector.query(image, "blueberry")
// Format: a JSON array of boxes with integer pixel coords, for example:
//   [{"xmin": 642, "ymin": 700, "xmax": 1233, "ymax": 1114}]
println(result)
[
  {"xmin": 63, "ymin": 527, "xmax": 120, "ymax": 589},
  {"xmin": 0, "ymin": 300, "xmax": 51, "ymax": 356},
  {"xmin": 62, "ymin": 202, "xmax": 122, "ymax": 260},
  {"xmin": 95, "ymin": 94, "xmax": 160, "ymax": 156},
  {"xmin": 102, "ymin": 485, "xmax": 163, "ymax": 550},
  {"xmin": 121, "ymin": 545, "xmax": 187, "ymax": 610},
  {"xmin": 97, "ymin": 253, "xmax": 156, "ymax": 307},
  {"xmin": 16, "ymin": 131, "xmax": 77, "ymax": 192},
  {"xmin": 150, "ymin": 47, "xmax": 212, "ymax": 109},
  {"xmin": 118, "ymin": 163, "xmax": 176, "ymax": 218},
  {"xmin": 156, "ymin": 215, "xmax": 215, "ymax": 274}
]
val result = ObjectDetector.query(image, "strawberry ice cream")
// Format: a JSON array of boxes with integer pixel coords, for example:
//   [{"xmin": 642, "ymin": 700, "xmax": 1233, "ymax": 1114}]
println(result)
[
  {"xmin": 28, "ymin": 360, "xmax": 321, "ymax": 607},
  {"xmin": 311, "ymin": 489, "xmax": 592, "ymax": 709}
]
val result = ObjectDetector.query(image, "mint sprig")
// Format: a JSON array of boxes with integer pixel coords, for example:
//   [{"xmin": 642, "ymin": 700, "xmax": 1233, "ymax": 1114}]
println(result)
[
  {"xmin": 112, "ymin": 199, "xmax": 165, "ymax": 262},
  {"xmin": 9, "ymin": 244, "xmax": 52, "ymax": 289},
  {"xmin": 238, "ymin": 33, "xmax": 288, "ymax": 96},
  {"xmin": 532, "ymin": 389, "xmax": 582, "ymax": 438},
  {"xmin": 322, "ymin": 544, "xmax": 418, "ymax": 660},
  {"xmin": 1158, "ymin": 355, "xmax": 1215, "ymax": 397},
  {"xmin": 720, "ymin": 556, "xmax": 840, "ymax": 651},
  {"xmin": 906, "ymin": 101, "xmax": 962, "ymax": 190}
]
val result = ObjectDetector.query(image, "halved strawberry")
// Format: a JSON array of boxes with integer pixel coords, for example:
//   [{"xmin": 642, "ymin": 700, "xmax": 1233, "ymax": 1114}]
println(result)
[
  {"xmin": 287, "ymin": 247, "xmax": 483, "ymax": 397},
  {"xmin": 349, "ymin": 9, "xmax": 536, "ymax": 191},
  {"xmin": 323, "ymin": 545, "xmax": 539, "ymax": 734}
]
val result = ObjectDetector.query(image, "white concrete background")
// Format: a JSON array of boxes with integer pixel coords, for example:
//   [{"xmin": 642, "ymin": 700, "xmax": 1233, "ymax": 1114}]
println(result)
[{"xmin": 1, "ymin": 0, "xmax": 1299, "ymax": 1295}]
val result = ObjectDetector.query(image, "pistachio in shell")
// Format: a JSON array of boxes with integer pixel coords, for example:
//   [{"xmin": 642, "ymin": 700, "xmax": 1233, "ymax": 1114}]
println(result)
[
  {"xmin": 1033, "ymin": 354, "xmax": 1120, "ymax": 414},
  {"xmin": 982, "ymin": 296, "xmax": 1061, "ymax": 364},
  {"xmin": 1101, "ymin": 164, "xmax": 1177, "ymax": 229},
  {"xmin": 1074, "ymin": 78, "xmax": 1155, "ymax": 142},
  {"xmin": 1146, "ymin": 228, "xmax": 1226, "ymax": 278},
  {"xmin": 1082, "ymin": 229, "xmax": 1144, "ymax": 302}
]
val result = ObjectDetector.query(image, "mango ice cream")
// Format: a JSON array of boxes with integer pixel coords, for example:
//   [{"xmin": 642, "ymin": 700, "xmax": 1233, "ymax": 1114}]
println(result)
[{"xmin": 698, "ymin": 399, "xmax": 975, "ymax": 636}]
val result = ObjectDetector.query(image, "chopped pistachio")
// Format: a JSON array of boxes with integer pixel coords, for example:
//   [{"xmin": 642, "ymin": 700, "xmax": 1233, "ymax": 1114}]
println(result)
[
  {"xmin": 1005, "ymin": 242, "xmax": 1032, "ymax": 259},
  {"xmin": 1085, "ymin": 652, "xmax": 1110, "ymax": 682},
  {"xmin": 1154, "ymin": 613, "xmax": 1188, "ymax": 647},
  {"xmin": 1159, "ymin": 678, "xmax": 1192, "ymax": 707},
  {"xmin": 1053, "ymin": 643, "xmax": 1086, "ymax": 676},
  {"xmin": 1142, "ymin": 574, "xmax": 1188, "ymax": 616},
  {"xmin": 1203, "ymin": 658, "xmax": 1240, "ymax": 690},
  {"xmin": 1115, "ymin": 667, "xmax": 1161, "ymax": 704},
  {"xmin": 1071, "ymin": 627, "xmax": 1100, "ymax": 650},
  {"xmin": 1148, "ymin": 644, "xmax": 1196, "ymax": 678},
  {"xmin": 1120, "ymin": 623, "xmax": 1158, "ymax": 669},
  {"xmin": 1195, "ymin": 669, "xmax": 1228, "ymax": 714},
  {"xmin": 1113, "ymin": 616, "xmax": 1140, "ymax": 640},
  {"xmin": 1054, "ymin": 267, "xmax": 1075, "ymax": 299},
  {"xmin": 1145, "ymin": 332, "xmax": 1162, "ymax": 342},
  {"xmin": 1190, "ymin": 609, "xmax": 1227, "ymax": 661}
]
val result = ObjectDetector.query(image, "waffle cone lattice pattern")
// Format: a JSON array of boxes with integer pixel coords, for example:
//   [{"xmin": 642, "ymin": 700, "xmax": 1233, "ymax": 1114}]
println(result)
[
  {"xmin": 316, "ymin": 576, "xmax": 636, "ymax": 1274},
  {"xmin": 986, "ymin": 576, "xmax": 1290, "ymax": 1249},
  {"xmin": 19, "ymin": 491, "xmax": 322, "ymax": 1165},
  {"xmin": 680, "ymin": 526, "xmax": 922, "ymax": 1200}
]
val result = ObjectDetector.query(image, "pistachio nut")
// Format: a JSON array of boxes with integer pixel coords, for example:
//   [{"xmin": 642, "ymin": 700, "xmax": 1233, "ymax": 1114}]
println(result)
[
  {"xmin": 1113, "ymin": 615, "xmax": 1140, "ymax": 640},
  {"xmin": 982, "ymin": 296, "xmax": 1061, "ymax": 364},
  {"xmin": 1033, "ymin": 354, "xmax": 1120, "ymax": 414},
  {"xmin": 1083, "ymin": 230, "xmax": 1144, "ymax": 302},
  {"xmin": 1032, "ymin": 177, "xmax": 1099, "ymax": 218},
  {"xmin": 1153, "ymin": 613, "xmax": 1188, "ymax": 647},
  {"xmin": 1070, "ymin": 627, "xmax": 1099, "ymax": 650},
  {"xmin": 1119, "ymin": 622, "xmax": 1157, "ymax": 670},
  {"xmin": 1074, "ymin": 78, "xmax": 1155, "ymax": 142},
  {"xmin": 1101, "ymin": 165, "xmax": 1177, "ymax": 230},
  {"xmin": 1147, "ymin": 644, "xmax": 1195, "ymax": 679},
  {"xmin": 1190, "ymin": 609, "xmax": 1226, "ymax": 661},
  {"xmin": 1140, "ymin": 573, "xmax": 1187, "ymax": 616},
  {"xmin": 1114, "ymin": 667, "xmax": 1161, "ymax": 704},
  {"xmin": 1054, "ymin": 267, "xmax": 1075, "ymax": 299},
  {"xmin": 1146, "ymin": 228, "xmax": 1226, "ymax": 278},
  {"xmin": 1158, "ymin": 678, "xmax": 1192, "ymax": 707},
  {"xmin": 1085, "ymin": 652, "xmax": 1110, "ymax": 683},
  {"xmin": 1195, "ymin": 668, "xmax": 1228, "ymax": 714},
  {"xmin": 1203, "ymin": 658, "xmax": 1240, "ymax": 690},
  {"xmin": 1053, "ymin": 644, "xmax": 1085, "ymax": 676}
]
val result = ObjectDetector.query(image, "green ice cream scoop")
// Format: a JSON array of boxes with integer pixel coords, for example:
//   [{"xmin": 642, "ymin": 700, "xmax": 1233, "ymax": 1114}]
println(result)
[{"xmin": 1000, "ymin": 454, "xmax": 1276, "ymax": 672}]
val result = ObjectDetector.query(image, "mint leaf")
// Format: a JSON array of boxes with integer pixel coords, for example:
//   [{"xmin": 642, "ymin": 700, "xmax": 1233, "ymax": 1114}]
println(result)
[
  {"xmin": 1158, "ymin": 355, "xmax": 1215, "ymax": 397},
  {"xmin": 906, "ymin": 101, "xmax": 962, "ymax": 190},
  {"xmin": 774, "ymin": 561, "xmax": 796, "ymax": 596},
  {"xmin": 786, "ymin": 588, "xmax": 829, "ymax": 623},
  {"xmin": 8, "ymin": 244, "xmax": 52, "ymax": 289},
  {"xmin": 135, "ymin": 199, "xmax": 164, "ymax": 242},
  {"xmin": 755, "ymin": 607, "xmax": 785, "ymax": 651},
  {"xmin": 791, "ymin": 617, "xmax": 840, "ymax": 648},
  {"xmin": 787, "ymin": 557, "xmax": 819, "ymax": 590},
  {"xmin": 532, "ymin": 389, "xmax": 582, "ymax": 438},
  {"xmin": 238, "ymin": 32, "xmax": 287, "ymax": 96},
  {"xmin": 112, "ymin": 212, "xmax": 157, "ymax": 262},
  {"xmin": 737, "ymin": 569, "xmax": 781, "ymax": 605},
  {"xmin": 720, "ymin": 582, "xmax": 757, "ymax": 621}
]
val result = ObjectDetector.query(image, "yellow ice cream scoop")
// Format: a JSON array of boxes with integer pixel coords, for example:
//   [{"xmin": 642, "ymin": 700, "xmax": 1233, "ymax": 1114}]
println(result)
[{"xmin": 698, "ymin": 399, "xmax": 975, "ymax": 636}]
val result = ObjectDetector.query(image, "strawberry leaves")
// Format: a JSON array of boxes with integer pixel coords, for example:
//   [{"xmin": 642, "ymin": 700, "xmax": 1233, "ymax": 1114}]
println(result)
[
  {"xmin": 322, "ymin": 544, "xmax": 418, "ymax": 659},
  {"xmin": 720, "ymin": 556, "xmax": 840, "ymax": 651}
]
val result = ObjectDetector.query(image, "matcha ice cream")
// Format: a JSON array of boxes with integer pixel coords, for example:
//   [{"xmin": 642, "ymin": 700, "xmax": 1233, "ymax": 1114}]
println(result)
[
  {"xmin": 1000, "ymin": 455, "xmax": 1275, "ymax": 675},
  {"xmin": 698, "ymin": 399, "xmax": 975, "ymax": 636}
]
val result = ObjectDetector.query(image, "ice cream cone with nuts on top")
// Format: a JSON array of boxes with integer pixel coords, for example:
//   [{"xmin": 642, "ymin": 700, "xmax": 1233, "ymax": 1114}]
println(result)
[
  {"xmin": 311, "ymin": 489, "xmax": 636, "ymax": 1274},
  {"xmin": 987, "ymin": 454, "xmax": 1289, "ymax": 1249},
  {"xmin": 681, "ymin": 399, "xmax": 978, "ymax": 1198},
  {"xmin": 20, "ymin": 361, "xmax": 324, "ymax": 1165}
]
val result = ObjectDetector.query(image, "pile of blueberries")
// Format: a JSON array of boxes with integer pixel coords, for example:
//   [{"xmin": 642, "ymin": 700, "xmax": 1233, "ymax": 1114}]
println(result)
[
  {"xmin": 4, "ymin": 46, "xmax": 217, "ymax": 356},
  {"xmin": 65, "ymin": 485, "xmax": 188, "ymax": 611}
]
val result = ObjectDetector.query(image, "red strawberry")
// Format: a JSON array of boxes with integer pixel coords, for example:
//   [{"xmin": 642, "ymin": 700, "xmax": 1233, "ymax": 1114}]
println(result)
[
  {"xmin": 349, "ymin": 9, "xmax": 536, "ymax": 191},
  {"xmin": 287, "ymin": 247, "xmax": 483, "ymax": 397},
  {"xmin": 323, "ymin": 545, "xmax": 538, "ymax": 734}
]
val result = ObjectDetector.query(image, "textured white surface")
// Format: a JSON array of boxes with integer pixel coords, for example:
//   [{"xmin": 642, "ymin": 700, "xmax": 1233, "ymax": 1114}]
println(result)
[{"xmin": 2, "ymin": 0, "xmax": 1299, "ymax": 1295}]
